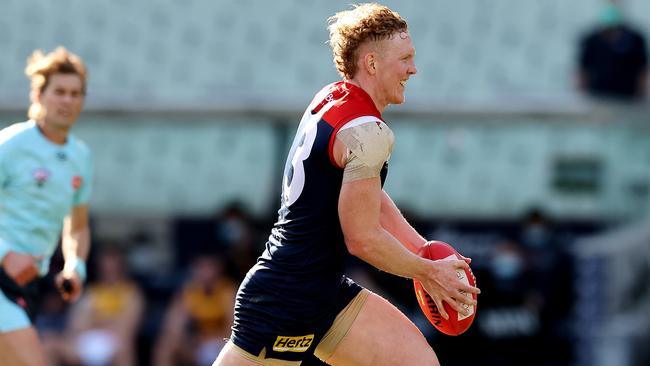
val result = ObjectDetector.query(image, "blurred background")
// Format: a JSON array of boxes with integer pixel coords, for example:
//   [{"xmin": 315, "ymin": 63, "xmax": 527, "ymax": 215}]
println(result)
[{"xmin": 1, "ymin": 0, "xmax": 649, "ymax": 365}]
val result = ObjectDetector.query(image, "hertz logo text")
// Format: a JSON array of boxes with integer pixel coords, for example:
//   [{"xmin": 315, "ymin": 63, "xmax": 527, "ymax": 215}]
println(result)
[{"xmin": 273, "ymin": 334, "xmax": 314, "ymax": 352}]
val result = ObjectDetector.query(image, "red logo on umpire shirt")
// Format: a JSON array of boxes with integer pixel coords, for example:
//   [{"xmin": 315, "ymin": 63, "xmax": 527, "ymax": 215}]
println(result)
[
  {"xmin": 32, "ymin": 168, "xmax": 51, "ymax": 187},
  {"xmin": 72, "ymin": 176, "xmax": 82, "ymax": 190}
]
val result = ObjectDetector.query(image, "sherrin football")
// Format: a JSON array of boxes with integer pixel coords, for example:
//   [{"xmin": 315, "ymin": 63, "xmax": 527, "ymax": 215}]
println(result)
[{"xmin": 413, "ymin": 241, "xmax": 477, "ymax": 336}]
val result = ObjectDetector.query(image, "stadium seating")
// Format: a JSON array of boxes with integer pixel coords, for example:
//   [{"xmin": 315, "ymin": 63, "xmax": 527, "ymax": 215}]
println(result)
[
  {"xmin": 1, "ymin": 0, "xmax": 649, "ymax": 110},
  {"xmin": 1, "ymin": 0, "xmax": 649, "ymax": 218},
  {"xmin": 71, "ymin": 116, "xmax": 277, "ymax": 216}
]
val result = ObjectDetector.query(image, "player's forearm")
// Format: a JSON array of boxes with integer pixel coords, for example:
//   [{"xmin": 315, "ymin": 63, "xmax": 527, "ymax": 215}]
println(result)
[
  {"xmin": 62, "ymin": 206, "xmax": 91, "ymax": 273},
  {"xmin": 62, "ymin": 226, "xmax": 90, "ymax": 262},
  {"xmin": 346, "ymin": 228, "xmax": 427, "ymax": 279},
  {"xmin": 340, "ymin": 179, "xmax": 427, "ymax": 279},
  {"xmin": 379, "ymin": 191, "xmax": 426, "ymax": 253},
  {"xmin": 61, "ymin": 226, "xmax": 90, "ymax": 280}
]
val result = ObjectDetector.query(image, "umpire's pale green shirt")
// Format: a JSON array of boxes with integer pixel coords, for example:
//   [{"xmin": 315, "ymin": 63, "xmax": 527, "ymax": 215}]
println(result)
[{"xmin": 0, "ymin": 120, "xmax": 92, "ymax": 275}]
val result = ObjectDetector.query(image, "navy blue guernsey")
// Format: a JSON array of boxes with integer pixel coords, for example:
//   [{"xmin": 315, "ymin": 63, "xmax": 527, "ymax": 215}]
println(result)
[{"xmin": 231, "ymin": 81, "xmax": 389, "ymax": 357}]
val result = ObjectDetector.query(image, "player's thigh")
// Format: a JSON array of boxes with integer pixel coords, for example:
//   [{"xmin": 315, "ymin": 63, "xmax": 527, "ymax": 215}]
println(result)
[
  {"xmin": 214, "ymin": 341, "xmax": 305, "ymax": 366},
  {"xmin": 0, "ymin": 327, "xmax": 48, "ymax": 366},
  {"xmin": 325, "ymin": 292, "xmax": 439, "ymax": 366},
  {"xmin": 0, "ymin": 288, "xmax": 32, "ymax": 333},
  {"xmin": 212, "ymin": 341, "xmax": 264, "ymax": 366}
]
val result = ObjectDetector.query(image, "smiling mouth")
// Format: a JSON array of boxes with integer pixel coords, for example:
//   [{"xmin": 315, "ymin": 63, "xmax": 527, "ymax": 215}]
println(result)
[{"xmin": 400, "ymin": 80, "xmax": 407, "ymax": 87}]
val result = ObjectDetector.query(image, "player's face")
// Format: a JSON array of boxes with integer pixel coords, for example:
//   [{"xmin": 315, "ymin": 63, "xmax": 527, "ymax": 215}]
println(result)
[
  {"xmin": 375, "ymin": 31, "xmax": 417, "ymax": 106},
  {"xmin": 37, "ymin": 73, "xmax": 85, "ymax": 129}
]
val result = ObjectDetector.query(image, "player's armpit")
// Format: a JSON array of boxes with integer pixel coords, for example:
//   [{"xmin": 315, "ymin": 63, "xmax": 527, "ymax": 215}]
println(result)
[{"xmin": 337, "ymin": 121, "xmax": 394, "ymax": 183}]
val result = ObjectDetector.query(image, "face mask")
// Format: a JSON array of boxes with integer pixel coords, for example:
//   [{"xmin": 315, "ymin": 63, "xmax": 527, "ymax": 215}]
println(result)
[
  {"xmin": 522, "ymin": 225, "xmax": 549, "ymax": 248},
  {"xmin": 491, "ymin": 253, "xmax": 523, "ymax": 280},
  {"xmin": 599, "ymin": 4, "xmax": 623, "ymax": 27},
  {"xmin": 220, "ymin": 218, "xmax": 245, "ymax": 244}
]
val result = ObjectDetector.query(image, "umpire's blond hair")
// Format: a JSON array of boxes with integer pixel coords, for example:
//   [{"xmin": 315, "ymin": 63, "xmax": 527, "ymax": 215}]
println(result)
[{"xmin": 25, "ymin": 47, "xmax": 87, "ymax": 119}]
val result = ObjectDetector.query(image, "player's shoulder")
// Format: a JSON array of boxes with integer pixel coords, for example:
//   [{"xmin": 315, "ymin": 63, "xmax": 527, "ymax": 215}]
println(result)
[
  {"xmin": 338, "ymin": 116, "xmax": 394, "ymax": 160},
  {"xmin": 67, "ymin": 133, "xmax": 92, "ymax": 158},
  {"xmin": 0, "ymin": 120, "xmax": 35, "ymax": 146},
  {"xmin": 313, "ymin": 81, "xmax": 383, "ymax": 127},
  {"xmin": 0, "ymin": 122, "xmax": 38, "ymax": 156}
]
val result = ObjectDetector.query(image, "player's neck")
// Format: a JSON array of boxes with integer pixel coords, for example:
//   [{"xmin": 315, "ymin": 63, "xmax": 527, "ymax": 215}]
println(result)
[
  {"xmin": 35, "ymin": 119, "xmax": 69, "ymax": 145},
  {"xmin": 346, "ymin": 78, "xmax": 387, "ymax": 113}
]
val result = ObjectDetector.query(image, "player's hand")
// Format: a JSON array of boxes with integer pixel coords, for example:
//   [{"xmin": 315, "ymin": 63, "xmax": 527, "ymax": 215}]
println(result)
[
  {"xmin": 456, "ymin": 253, "xmax": 478, "ymax": 284},
  {"xmin": 1, "ymin": 252, "xmax": 42, "ymax": 286},
  {"xmin": 458, "ymin": 254, "xmax": 472, "ymax": 265},
  {"xmin": 417, "ymin": 258, "xmax": 480, "ymax": 320},
  {"xmin": 55, "ymin": 270, "xmax": 84, "ymax": 303}
]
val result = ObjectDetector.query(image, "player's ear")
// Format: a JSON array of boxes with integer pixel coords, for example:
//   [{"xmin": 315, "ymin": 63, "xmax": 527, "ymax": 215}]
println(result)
[
  {"xmin": 30, "ymin": 89, "xmax": 40, "ymax": 104},
  {"xmin": 363, "ymin": 53, "xmax": 377, "ymax": 75}
]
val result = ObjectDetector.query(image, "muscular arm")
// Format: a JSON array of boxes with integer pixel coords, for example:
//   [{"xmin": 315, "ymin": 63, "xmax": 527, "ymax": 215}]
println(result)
[
  {"xmin": 339, "ymin": 176, "xmax": 428, "ymax": 279},
  {"xmin": 334, "ymin": 122, "xmax": 426, "ymax": 277},
  {"xmin": 339, "ymin": 175, "xmax": 477, "ymax": 318},
  {"xmin": 379, "ymin": 190, "xmax": 426, "ymax": 254},
  {"xmin": 335, "ymin": 123, "xmax": 478, "ymax": 318}
]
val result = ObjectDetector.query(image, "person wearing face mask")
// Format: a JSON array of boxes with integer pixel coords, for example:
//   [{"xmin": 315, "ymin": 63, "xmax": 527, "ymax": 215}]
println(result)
[
  {"xmin": 520, "ymin": 208, "xmax": 552, "ymax": 250},
  {"xmin": 577, "ymin": 1, "xmax": 648, "ymax": 100},
  {"xmin": 518, "ymin": 209, "xmax": 574, "ymax": 364},
  {"xmin": 475, "ymin": 241, "xmax": 546, "ymax": 365},
  {"xmin": 213, "ymin": 202, "xmax": 258, "ymax": 281},
  {"xmin": 490, "ymin": 243, "xmax": 526, "ymax": 287},
  {"xmin": 0, "ymin": 47, "xmax": 93, "ymax": 366},
  {"xmin": 213, "ymin": 4, "xmax": 479, "ymax": 366}
]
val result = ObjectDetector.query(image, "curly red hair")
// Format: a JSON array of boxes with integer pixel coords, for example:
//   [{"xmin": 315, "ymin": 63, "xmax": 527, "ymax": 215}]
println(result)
[{"xmin": 328, "ymin": 3, "xmax": 408, "ymax": 79}]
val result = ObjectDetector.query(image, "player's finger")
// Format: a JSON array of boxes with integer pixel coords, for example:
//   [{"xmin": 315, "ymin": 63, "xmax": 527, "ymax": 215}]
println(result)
[
  {"xmin": 58, "ymin": 286, "xmax": 70, "ymax": 301},
  {"xmin": 59, "ymin": 284, "xmax": 77, "ymax": 302},
  {"xmin": 433, "ymin": 296, "xmax": 449, "ymax": 320},
  {"xmin": 61, "ymin": 279, "xmax": 74, "ymax": 294},
  {"xmin": 462, "ymin": 284, "xmax": 481, "ymax": 295},
  {"xmin": 446, "ymin": 295, "xmax": 469, "ymax": 315},
  {"xmin": 453, "ymin": 259, "xmax": 470, "ymax": 270},
  {"xmin": 459, "ymin": 255, "xmax": 472, "ymax": 265},
  {"xmin": 458, "ymin": 290, "xmax": 478, "ymax": 306}
]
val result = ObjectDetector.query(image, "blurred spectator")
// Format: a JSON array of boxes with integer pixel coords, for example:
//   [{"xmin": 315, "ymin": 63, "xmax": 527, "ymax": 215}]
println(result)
[
  {"xmin": 153, "ymin": 254, "xmax": 236, "ymax": 366},
  {"xmin": 577, "ymin": 1, "xmax": 648, "ymax": 101},
  {"xmin": 474, "ymin": 240, "xmax": 544, "ymax": 366},
  {"xmin": 45, "ymin": 246, "xmax": 145, "ymax": 366},
  {"xmin": 212, "ymin": 202, "xmax": 258, "ymax": 281},
  {"xmin": 519, "ymin": 208, "xmax": 573, "ymax": 331},
  {"xmin": 468, "ymin": 209, "xmax": 574, "ymax": 366}
]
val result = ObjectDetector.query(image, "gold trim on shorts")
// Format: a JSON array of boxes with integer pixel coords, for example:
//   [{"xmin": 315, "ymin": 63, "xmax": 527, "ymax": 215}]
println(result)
[
  {"xmin": 230, "ymin": 342, "xmax": 302, "ymax": 366},
  {"xmin": 229, "ymin": 289, "xmax": 369, "ymax": 365},
  {"xmin": 314, "ymin": 288, "xmax": 370, "ymax": 361}
]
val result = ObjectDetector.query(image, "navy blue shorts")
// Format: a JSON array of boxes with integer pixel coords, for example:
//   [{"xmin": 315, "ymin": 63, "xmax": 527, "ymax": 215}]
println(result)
[
  {"xmin": 230, "ymin": 274, "xmax": 362, "ymax": 362},
  {"xmin": 0, "ymin": 268, "xmax": 42, "ymax": 331}
]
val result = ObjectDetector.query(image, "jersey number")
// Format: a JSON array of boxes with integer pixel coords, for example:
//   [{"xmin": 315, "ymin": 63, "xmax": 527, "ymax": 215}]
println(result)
[{"xmin": 283, "ymin": 124, "xmax": 317, "ymax": 207}]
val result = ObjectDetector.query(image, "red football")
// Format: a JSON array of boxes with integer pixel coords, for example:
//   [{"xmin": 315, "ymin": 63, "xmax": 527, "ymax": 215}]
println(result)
[{"xmin": 413, "ymin": 241, "xmax": 477, "ymax": 336}]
